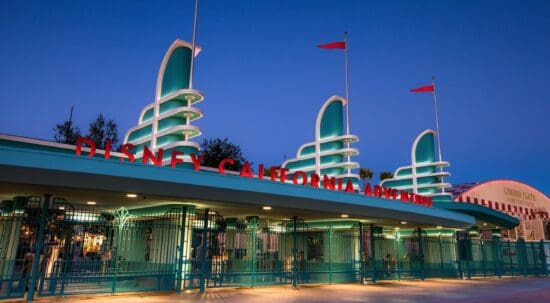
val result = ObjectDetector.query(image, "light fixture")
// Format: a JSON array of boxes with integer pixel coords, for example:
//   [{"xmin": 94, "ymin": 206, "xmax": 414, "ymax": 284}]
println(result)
[
  {"xmin": 58, "ymin": 206, "xmax": 65, "ymax": 210},
  {"xmin": 86, "ymin": 201, "xmax": 97, "ymax": 205},
  {"xmin": 400, "ymin": 221, "xmax": 407, "ymax": 225},
  {"xmin": 340, "ymin": 214, "xmax": 349, "ymax": 218},
  {"xmin": 262, "ymin": 206, "xmax": 272, "ymax": 211},
  {"xmin": 436, "ymin": 226, "xmax": 443, "ymax": 229},
  {"xmin": 126, "ymin": 193, "xmax": 138, "ymax": 198},
  {"xmin": 483, "ymin": 222, "xmax": 487, "ymax": 226}
]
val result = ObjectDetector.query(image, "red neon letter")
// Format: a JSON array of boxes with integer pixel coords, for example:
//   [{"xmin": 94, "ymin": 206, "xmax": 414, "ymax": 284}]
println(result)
[
  {"xmin": 119, "ymin": 143, "xmax": 135, "ymax": 162},
  {"xmin": 170, "ymin": 150, "xmax": 184, "ymax": 168},
  {"xmin": 400, "ymin": 191, "xmax": 409, "ymax": 202},
  {"xmin": 310, "ymin": 173, "xmax": 320, "ymax": 188},
  {"xmin": 374, "ymin": 185, "xmax": 383, "ymax": 198},
  {"xmin": 363, "ymin": 183, "xmax": 373, "ymax": 196},
  {"xmin": 345, "ymin": 180, "xmax": 355, "ymax": 193},
  {"xmin": 104, "ymin": 140, "xmax": 112, "ymax": 159},
  {"xmin": 239, "ymin": 161, "xmax": 253, "ymax": 178},
  {"xmin": 142, "ymin": 146, "xmax": 163, "ymax": 166},
  {"xmin": 323, "ymin": 175, "xmax": 336, "ymax": 190},
  {"xmin": 292, "ymin": 171, "xmax": 308, "ymax": 185},
  {"xmin": 190, "ymin": 153, "xmax": 203, "ymax": 171},
  {"xmin": 218, "ymin": 158, "xmax": 235, "ymax": 174},
  {"xmin": 75, "ymin": 137, "xmax": 96, "ymax": 157},
  {"xmin": 270, "ymin": 166, "xmax": 280, "ymax": 181}
]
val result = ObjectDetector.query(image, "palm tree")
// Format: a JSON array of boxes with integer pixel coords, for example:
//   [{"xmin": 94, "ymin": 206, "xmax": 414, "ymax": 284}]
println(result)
[
  {"xmin": 359, "ymin": 167, "xmax": 374, "ymax": 187},
  {"xmin": 379, "ymin": 171, "xmax": 394, "ymax": 181}
]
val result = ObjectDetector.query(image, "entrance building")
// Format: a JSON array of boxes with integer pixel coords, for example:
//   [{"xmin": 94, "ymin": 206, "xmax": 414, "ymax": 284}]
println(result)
[{"xmin": 0, "ymin": 39, "xmax": 548, "ymax": 301}]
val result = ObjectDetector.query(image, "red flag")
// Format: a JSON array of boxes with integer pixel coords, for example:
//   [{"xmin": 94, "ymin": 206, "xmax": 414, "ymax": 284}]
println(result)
[
  {"xmin": 410, "ymin": 84, "xmax": 434, "ymax": 93},
  {"xmin": 318, "ymin": 41, "xmax": 346, "ymax": 49}
]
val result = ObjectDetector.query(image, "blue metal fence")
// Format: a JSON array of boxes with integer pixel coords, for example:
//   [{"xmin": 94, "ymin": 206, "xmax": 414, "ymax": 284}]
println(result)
[{"xmin": 0, "ymin": 195, "xmax": 548, "ymax": 301}]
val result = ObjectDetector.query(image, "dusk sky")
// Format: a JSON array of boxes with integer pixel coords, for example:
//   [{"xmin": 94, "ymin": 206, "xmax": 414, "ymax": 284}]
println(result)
[{"xmin": 1, "ymin": 1, "xmax": 549, "ymax": 195}]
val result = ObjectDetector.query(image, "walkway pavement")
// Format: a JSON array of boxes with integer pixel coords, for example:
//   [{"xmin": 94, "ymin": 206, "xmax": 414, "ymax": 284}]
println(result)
[{"xmin": 10, "ymin": 277, "xmax": 550, "ymax": 303}]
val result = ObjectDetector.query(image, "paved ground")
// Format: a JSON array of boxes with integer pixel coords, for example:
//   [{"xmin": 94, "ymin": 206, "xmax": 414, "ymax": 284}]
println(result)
[{"xmin": 9, "ymin": 277, "xmax": 550, "ymax": 303}]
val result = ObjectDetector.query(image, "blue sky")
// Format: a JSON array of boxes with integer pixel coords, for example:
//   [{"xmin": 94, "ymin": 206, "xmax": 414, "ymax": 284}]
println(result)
[{"xmin": 1, "ymin": 0, "xmax": 549, "ymax": 195}]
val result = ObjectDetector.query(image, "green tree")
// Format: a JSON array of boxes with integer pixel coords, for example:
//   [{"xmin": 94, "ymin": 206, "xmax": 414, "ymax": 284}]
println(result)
[
  {"xmin": 359, "ymin": 167, "xmax": 373, "ymax": 186},
  {"xmin": 87, "ymin": 114, "xmax": 119, "ymax": 149},
  {"xmin": 53, "ymin": 120, "xmax": 80, "ymax": 145},
  {"xmin": 379, "ymin": 171, "xmax": 394, "ymax": 181},
  {"xmin": 201, "ymin": 138, "xmax": 247, "ymax": 171}
]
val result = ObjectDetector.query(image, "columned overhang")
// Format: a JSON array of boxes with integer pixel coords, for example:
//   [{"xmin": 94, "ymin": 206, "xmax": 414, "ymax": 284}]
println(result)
[{"xmin": 0, "ymin": 138, "xmax": 475, "ymax": 229}]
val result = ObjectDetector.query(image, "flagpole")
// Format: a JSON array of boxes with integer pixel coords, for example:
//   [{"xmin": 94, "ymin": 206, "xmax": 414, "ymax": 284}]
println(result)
[
  {"xmin": 432, "ymin": 76, "xmax": 445, "ymax": 193},
  {"xmin": 189, "ymin": 0, "xmax": 199, "ymax": 89},
  {"xmin": 344, "ymin": 32, "xmax": 351, "ymax": 175}
]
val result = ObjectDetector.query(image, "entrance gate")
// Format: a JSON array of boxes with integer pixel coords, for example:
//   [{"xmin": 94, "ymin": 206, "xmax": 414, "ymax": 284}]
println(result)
[
  {"xmin": 38, "ymin": 202, "xmax": 183, "ymax": 296},
  {"xmin": 182, "ymin": 213, "xmax": 362, "ymax": 290},
  {"xmin": 183, "ymin": 210, "xmax": 297, "ymax": 289},
  {"xmin": 0, "ymin": 196, "xmax": 187, "ymax": 300}
]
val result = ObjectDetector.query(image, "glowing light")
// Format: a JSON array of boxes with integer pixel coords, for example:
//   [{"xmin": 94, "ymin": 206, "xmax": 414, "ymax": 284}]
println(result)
[
  {"xmin": 340, "ymin": 214, "xmax": 349, "ymax": 218},
  {"xmin": 65, "ymin": 211, "xmax": 101, "ymax": 222},
  {"xmin": 436, "ymin": 226, "xmax": 443, "ymax": 229},
  {"xmin": 271, "ymin": 225, "xmax": 287, "ymax": 233},
  {"xmin": 126, "ymin": 193, "xmax": 138, "ymax": 198},
  {"xmin": 86, "ymin": 201, "xmax": 96, "ymax": 205},
  {"xmin": 262, "ymin": 206, "xmax": 272, "ymax": 211},
  {"xmin": 400, "ymin": 221, "xmax": 408, "ymax": 225}
]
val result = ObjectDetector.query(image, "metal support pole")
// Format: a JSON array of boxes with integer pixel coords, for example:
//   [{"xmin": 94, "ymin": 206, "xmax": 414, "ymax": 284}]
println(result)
[
  {"xmin": 292, "ymin": 216, "xmax": 298, "ymax": 288},
  {"xmin": 250, "ymin": 218, "xmax": 258, "ymax": 288},
  {"xmin": 417, "ymin": 228, "xmax": 425, "ymax": 280},
  {"xmin": 492, "ymin": 235, "xmax": 502, "ymax": 278},
  {"xmin": 369, "ymin": 224, "xmax": 376, "ymax": 283},
  {"xmin": 455, "ymin": 231, "xmax": 463, "ymax": 279},
  {"xmin": 26, "ymin": 194, "xmax": 51, "ymax": 302},
  {"xmin": 432, "ymin": 77, "xmax": 444, "ymax": 175},
  {"xmin": 189, "ymin": 0, "xmax": 199, "ymax": 89},
  {"xmin": 199, "ymin": 209, "xmax": 209, "ymax": 292},
  {"xmin": 396, "ymin": 232, "xmax": 401, "ymax": 280},
  {"xmin": 343, "ymin": 32, "xmax": 351, "ymax": 175},
  {"xmin": 439, "ymin": 235, "xmax": 444, "ymax": 278},
  {"xmin": 480, "ymin": 239, "xmax": 487, "ymax": 277},
  {"xmin": 465, "ymin": 235, "xmax": 472, "ymax": 280},
  {"xmin": 358, "ymin": 223, "xmax": 365, "ymax": 284},
  {"xmin": 328, "ymin": 225, "xmax": 333, "ymax": 284},
  {"xmin": 175, "ymin": 206, "xmax": 187, "ymax": 292},
  {"xmin": 111, "ymin": 208, "xmax": 131, "ymax": 295}
]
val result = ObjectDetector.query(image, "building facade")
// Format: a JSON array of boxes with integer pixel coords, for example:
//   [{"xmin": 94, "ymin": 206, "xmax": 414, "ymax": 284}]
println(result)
[
  {"xmin": 0, "ymin": 39, "xmax": 548, "ymax": 302},
  {"xmin": 449, "ymin": 180, "xmax": 550, "ymax": 241}
]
